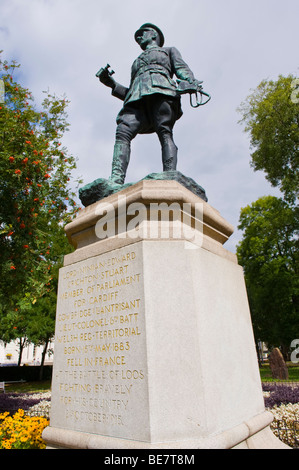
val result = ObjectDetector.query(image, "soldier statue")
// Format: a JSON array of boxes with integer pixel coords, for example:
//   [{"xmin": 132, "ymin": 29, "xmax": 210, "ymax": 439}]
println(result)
[{"xmin": 97, "ymin": 23, "xmax": 208, "ymax": 185}]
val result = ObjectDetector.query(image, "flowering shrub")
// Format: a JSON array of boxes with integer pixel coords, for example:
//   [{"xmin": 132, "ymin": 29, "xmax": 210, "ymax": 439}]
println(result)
[
  {"xmin": 0, "ymin": 409, "xmax": 49, "ymax": 449},
  {"xmin": 0, "ymin": 54, "xmax": 81, "ymax": 352}
]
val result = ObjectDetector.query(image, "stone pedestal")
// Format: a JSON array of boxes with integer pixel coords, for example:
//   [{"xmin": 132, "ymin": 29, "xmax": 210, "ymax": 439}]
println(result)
[{"xmin": 43, "ymin": 180, "xmax": 288, "ymax": 449}]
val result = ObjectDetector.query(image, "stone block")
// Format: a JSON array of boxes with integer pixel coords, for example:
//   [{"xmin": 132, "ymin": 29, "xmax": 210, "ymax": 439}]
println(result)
[{"xmin": 43, "ymin": 180, "xmax": 289, "ymax": 449}]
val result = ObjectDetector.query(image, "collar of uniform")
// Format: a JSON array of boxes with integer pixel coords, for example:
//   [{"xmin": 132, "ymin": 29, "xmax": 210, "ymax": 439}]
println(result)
[
  {"xmin": 141, "ymin": 45, "xmax": 162, "ymax": 53},
  {"xmin": 138, "ymin": 46, "xmax": 167, "ymax": 60}
]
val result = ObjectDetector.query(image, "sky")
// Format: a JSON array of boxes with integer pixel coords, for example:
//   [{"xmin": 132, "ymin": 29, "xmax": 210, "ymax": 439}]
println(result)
[{"xmin": 1, "ymin": 0, "xmax": 298, "ymax": 253}]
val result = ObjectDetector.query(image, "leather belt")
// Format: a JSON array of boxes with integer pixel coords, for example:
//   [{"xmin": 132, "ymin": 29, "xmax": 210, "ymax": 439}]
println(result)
[{"xmin": 134, "ymin": 64, "xmax": 171, "ymax": 79}]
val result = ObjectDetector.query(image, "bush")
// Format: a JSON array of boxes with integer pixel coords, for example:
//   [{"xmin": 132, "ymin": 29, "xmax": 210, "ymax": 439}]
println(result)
[
  {"xmin": 0, "ymin": 409, "xmax": 49, "ymax": 449},
  {"xmin": 0, "ymin": 365, "xmax": 52, "ymax": 382}
]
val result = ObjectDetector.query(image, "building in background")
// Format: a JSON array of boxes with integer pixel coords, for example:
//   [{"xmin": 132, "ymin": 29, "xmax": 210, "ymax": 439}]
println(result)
[{"xmin": 0, "ymin": 340, "xmax": 54, "ymax": 366}]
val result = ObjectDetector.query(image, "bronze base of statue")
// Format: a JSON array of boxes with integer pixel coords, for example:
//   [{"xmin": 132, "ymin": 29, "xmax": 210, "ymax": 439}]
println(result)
[{"xmin": 79, "ymin": 170, "xmax": 208, "ymax": 207}]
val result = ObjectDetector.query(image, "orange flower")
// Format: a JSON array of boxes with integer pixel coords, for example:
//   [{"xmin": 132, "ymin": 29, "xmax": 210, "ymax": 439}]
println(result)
[
  {"xmin": 9, "ymin": 156, "xmax": 15, "ymax": 162},
  {"xmin": 22, "ymin": 158, "xmax": 28, "ymax": 164},
  {"xmin": 23, "ymin": 245, "xmax": 29, "ymax": 249},
  {"xmin": 25, "ymin": 140, "xmax": 31, "ymax": 145},
  {"xmin": 44, "ymin": 173, "xmax": 51, "ymax": 178},
  {"xmin": 20, "ymin": 222, "xmax": 25, "ymax": 229},
  {"xmin": 15, "ymin": 169, "xmax": 21, "ymax": 174},
  {"xmin": 10, "ymin": 265, "xmax": 16, "ymax": 270}
]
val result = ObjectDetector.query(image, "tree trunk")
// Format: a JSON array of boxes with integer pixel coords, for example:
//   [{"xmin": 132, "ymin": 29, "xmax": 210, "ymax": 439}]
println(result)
[
  {"xmin": 255, "ymin": 340, "xmax": 262, "ymax": 367},
  {"xmin": 281, "ymin": 344, "xmax": 290, "ymax": 362},
  {"xmin": 17, "ymin": 337, "xmax": 26, "ymax": 367},
  {"xmin": 39, "ymin": 339, "xmax": 49, "ymax": 381}
]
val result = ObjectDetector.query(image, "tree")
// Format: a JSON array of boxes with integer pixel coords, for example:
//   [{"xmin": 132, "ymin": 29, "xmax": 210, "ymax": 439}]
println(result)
[
  {"xmin": 0, "ymin": 53, "xmax": 81, "ymax": 367},
  {"xmin": 237, "ymin": 196, "xmax": 299, "ymax": 357},
  {"xmin": 238, "ymin": 75, "xmax": 299, "ymax": 204}
]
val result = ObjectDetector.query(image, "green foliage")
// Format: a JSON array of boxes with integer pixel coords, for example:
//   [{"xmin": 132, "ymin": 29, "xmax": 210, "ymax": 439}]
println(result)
[
  {"xmin": 237, "ymin": 196, "xmax": 299, "ymax": 350},
  {"xmin": 238, "ymin": 75, "xmax": 299, "ymax": 203},
  {"xmin": 237, "ymin": 74, "xmax": 299, "ymax": 353},
  {"xmin": 0, "ymin": 53, "xmax": 81, "ymax": 358}
]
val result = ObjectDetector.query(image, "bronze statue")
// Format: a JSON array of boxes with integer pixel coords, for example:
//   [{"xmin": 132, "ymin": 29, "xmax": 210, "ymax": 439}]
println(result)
[
  {"xmin": 79, "ymin": 24, "xmax": 210, "ymax": 206},
  {"xmin": 97, "ymin": 23, "xmax": 210, "ymax": 186}
]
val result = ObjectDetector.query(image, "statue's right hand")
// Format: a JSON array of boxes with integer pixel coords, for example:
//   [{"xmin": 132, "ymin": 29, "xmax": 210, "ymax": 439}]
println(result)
[{"xmin": 98, "ymin": 70, "xmax": 116, "ymax": 89}]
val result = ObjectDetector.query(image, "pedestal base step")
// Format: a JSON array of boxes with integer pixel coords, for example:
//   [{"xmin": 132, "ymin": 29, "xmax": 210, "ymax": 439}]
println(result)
[{"xmin": 43, "ymin": 411, "xmax": 289, "ymax": 449}]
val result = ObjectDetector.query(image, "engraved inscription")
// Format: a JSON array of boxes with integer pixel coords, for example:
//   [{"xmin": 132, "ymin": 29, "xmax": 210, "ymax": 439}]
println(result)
[{"xmin": 50, "ymin": 246, "xmax": 147, "ymax": 438}]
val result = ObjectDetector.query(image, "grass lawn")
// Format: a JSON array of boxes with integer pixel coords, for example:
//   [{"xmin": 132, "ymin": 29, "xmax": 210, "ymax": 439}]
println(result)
[
  {"xmin": 259, "ymin": 362, "xmax": 299, "ymax": 382},
  {"xmin": 4, "ymin": 380, "xmax": 51, "ymax": 394}
]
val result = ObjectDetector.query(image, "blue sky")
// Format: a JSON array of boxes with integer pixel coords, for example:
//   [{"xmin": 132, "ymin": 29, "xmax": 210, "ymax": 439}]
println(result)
[{"xmin": 1, "ymin": 0, "xmax": 298, "ymax": 253}]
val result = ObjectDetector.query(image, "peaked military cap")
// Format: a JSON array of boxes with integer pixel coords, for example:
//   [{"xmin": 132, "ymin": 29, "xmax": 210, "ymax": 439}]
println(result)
[{"xmin": 134, "ymin": 23, "xmax": 165, "ymax": 47}]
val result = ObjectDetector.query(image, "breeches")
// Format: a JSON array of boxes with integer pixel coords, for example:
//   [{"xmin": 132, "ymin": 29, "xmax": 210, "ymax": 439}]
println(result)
[{"xmin": 115, "ymin": 94, "xmax": 181, "ymax": 145}]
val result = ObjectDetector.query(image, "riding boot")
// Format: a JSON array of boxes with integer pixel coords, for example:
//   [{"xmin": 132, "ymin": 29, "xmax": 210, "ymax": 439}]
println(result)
[
  {"xmin": 161, "ymin": 137, "xmax": 178, "ymax": 171},
  {"xmin": 109, "ymin": 141, "xmax": 131, "ymax": 185}
]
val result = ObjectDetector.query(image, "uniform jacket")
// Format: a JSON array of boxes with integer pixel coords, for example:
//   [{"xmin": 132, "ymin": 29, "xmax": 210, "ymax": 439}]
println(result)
[{"xmin": 112, "ymin": 46, "xmax": 196, "ymax": 105}]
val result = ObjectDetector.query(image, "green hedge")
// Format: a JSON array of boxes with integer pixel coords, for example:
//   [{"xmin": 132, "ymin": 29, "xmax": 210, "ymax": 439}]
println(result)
[{"xmin": 0, "ymin": 366, "xmax": 52, "ymax": 382}]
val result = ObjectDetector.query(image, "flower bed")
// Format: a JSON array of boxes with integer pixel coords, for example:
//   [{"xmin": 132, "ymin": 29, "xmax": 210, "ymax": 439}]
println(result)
[
  {"xmin": 1, "ymin": 384, "xmax": 299, "ymax": 448},
  {"xmin": 0, "ymin": 409, "xmax": 49, "ymax": 449},
  {"xmin": 269, "ymin": 403, "xmax": 299, "ymax": 448},
  {"xmin": 263, "ymin": 383, "xmax": 299, "ymax": 448},
  {"xmin": 262, "ymin": 382, "xmax": 299, "ymax": 408},
  {"xmin": 0, "ymin": 391, "xmax": 51, "ymax": 449},
  {"xmin": 26, "ymin": 393, "xmax": 51, "ymax": 419},
  {"xmin": 0, "ymin": 391, "xmax": 51, "ymax": 416}
]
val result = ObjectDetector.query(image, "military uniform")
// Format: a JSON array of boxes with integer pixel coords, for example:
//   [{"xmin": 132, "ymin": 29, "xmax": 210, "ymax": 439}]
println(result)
[
  {"xmin": 107, "ymin": 24, "xmax": 199, "ymax": 184},
  {"xmin": 113, "ymin": 46, "xmax": 195, "ymax": 107}
]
